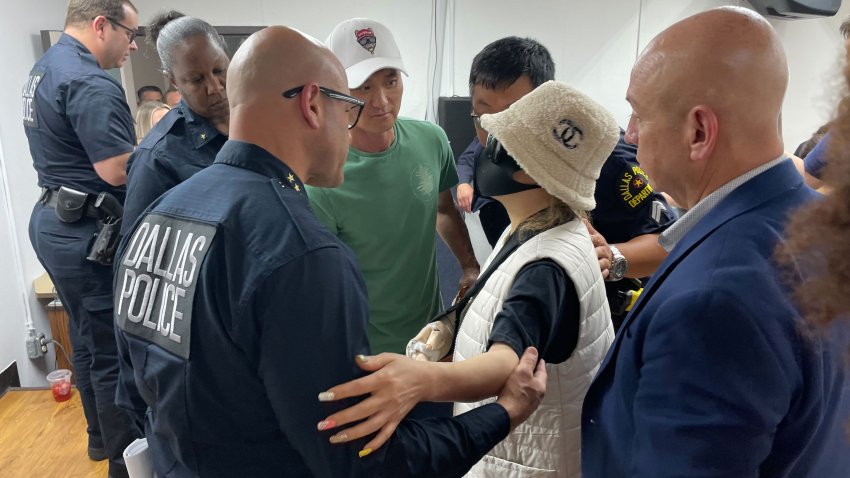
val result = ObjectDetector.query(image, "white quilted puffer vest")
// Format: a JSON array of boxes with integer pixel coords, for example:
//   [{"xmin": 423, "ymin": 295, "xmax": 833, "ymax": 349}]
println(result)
[{"xmin": 454, "ymin": 219, "xmax": 614, "ymax": 478}]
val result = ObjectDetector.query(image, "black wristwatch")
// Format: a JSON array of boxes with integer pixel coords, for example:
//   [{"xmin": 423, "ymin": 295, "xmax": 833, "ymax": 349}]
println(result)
[{"xmin": 607, "ymin": 244, "xmax": 628, "ymax": 281}]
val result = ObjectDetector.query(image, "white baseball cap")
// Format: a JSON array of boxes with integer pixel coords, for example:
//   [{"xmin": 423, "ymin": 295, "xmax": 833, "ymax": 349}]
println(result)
[{"xmin": 325, "ymin": 18, "xmax": 408, "ymax": 89}]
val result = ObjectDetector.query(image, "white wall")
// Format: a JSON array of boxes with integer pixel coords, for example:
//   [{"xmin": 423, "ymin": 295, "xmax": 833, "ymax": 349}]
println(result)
[
  {"xmin": 135, "ymin": 0, "xmax": 438, "ymax": 120},
  {"xmin": 771, "ymin": 3, "xmax": 850, "ymax": 143},
  {"xmin": 451, "ymin": 0, "xmax": 850, "ymax": 148},
  {"xmin": 119, "ymin": 0, "xmax": 850, "ymax": 144},
  {"xmin": 451, "ymin": 0, "xmax": 642, "ymax": 129},
  {"xmin": 1, "ymin": 0, "xmax": 847, "ymax": 386},
  {"xmin": 0, "ymin": 0, "xmax": 68, "ymax": 386},
  {"xmin": 639, "ymin": 0, "xmax": 850, "ymax": 149}
]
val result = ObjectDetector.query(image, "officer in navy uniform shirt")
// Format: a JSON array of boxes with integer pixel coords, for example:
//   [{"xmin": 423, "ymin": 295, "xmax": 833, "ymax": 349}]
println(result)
[
  {"xmin": 123, "ymin": 102, "xmax": 226, "ymax": 234},
  {"xmin": 122, "ymin": 12, "xmax": 230, "ymax": 236},
  {"xmin": 591, "ymin": 131, "xmax": 675, "ymax": 248},
  {"xmin": 23, "ymin": 1, "xmax": 142, "ymax": 477},
  {"xmin": 114, "ymin": 26, "xmax": 546, "ymax": 478}
]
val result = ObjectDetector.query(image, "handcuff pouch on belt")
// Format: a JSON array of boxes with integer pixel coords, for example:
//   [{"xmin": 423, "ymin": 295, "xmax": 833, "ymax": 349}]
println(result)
[{"xmin": 53, "ymin": 186, "xmax": 90, "ymax": 223}]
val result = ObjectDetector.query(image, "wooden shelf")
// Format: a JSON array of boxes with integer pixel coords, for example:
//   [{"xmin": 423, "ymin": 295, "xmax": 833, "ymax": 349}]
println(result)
[{"xmin": 33, "ymin": 272, "xmax": 56, "ymax": 300}]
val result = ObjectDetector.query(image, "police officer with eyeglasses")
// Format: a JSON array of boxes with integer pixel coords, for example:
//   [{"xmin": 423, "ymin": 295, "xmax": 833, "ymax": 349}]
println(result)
[{"xmin": 24, "ymin": 1, "xmax": 142, "ymax": 477}]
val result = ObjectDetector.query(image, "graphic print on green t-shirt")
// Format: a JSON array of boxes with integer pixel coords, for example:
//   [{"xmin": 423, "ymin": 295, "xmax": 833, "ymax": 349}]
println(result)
[{"xmin": 306, "ymin": 118, "xmax": 459, "ymax": 353}]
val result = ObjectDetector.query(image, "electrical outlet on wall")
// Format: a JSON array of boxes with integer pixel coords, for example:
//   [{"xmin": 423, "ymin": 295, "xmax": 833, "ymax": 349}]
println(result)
[{"xmin": 25, "ymin": 332, "xmax": 48, "ymax": 359}]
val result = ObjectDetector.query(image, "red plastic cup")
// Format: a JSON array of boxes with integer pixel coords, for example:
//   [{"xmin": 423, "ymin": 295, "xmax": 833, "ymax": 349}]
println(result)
[{"xmin": 46, "ymin": 369, "xmax": 73, "ymax": 402}]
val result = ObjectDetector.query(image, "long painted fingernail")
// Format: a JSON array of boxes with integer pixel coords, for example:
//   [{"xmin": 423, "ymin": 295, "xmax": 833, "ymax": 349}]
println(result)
[
  {"xmin": 318, "ymin": 391, "xmax": 335, "ymax": 402},
  {"xmin": 317, "ymin": 419, "xmax": 336, "ymax": 431},
  {"xmin": 358, "ymin": 447, "xmax": 373, "ymax": 458},
  {"xmin": 357, "ymin": 355, "xmax": 368, "ymax": 363},
  {"xmin": 329, "ymin": 432, "xmax": 347, "ymax": 444}
]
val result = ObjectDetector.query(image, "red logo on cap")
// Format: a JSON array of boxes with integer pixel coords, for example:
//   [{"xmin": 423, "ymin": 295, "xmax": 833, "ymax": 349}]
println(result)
[{"xmin": 355, "ymin": 28, "xmax": 376, "ymax": 54}]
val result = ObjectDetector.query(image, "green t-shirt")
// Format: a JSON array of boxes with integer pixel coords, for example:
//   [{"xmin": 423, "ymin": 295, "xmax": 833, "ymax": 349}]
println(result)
[{"xmin": 307, "ymin": 118, "xmax": 458, "ymax": 353}]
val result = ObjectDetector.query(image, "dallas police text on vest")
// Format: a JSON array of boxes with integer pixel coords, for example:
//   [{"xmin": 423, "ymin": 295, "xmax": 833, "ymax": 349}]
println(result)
[{"xmin": 116, "ymin": 214, "xmax": 216, "ymax": 359}]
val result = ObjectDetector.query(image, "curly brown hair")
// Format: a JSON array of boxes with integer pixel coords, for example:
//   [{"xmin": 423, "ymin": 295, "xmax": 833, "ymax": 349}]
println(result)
[{"xmin": 778, "ymin": 56, "xmax": 850, "ymax": 330}]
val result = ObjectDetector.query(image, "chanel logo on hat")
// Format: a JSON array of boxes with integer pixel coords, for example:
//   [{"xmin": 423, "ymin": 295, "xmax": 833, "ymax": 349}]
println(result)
[
  {"xmin": 552, "ymin": 119, "xmax": 583, "ymax": 150},
  {"xmin": 355, "ymin": 28, "xmax": 376, "ymax": 54}
]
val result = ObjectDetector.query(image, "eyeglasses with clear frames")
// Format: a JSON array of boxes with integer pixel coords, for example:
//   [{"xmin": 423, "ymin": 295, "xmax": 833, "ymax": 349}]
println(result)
[
  {"xmin": 282, "ymin": 85, "xmax": 365, "ymax": 129},
  {"xmin": 106, "ymin": 17, "xmax": 137, "ymax": 44}
]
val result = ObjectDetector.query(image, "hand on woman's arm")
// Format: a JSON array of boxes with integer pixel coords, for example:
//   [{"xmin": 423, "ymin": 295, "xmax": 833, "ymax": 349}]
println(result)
[
  {"xmin": 316, "ymin": 344, "xmax": 519, "ymax": 451},
  {"xmin": 316, "ymin": 259, "xmax": 570, "ymax": 453},
  {"xmin": 316, "ymin": 353, "xmax": 430, "ymax": 452}
]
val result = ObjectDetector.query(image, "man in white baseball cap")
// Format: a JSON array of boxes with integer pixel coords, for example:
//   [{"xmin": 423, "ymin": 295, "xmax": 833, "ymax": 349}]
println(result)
[
  {"xmin": 324, "ymin": 18, "xmax": 407, "ymax": 89},
  {"xmin": 308, "ymin": 19, "xmax": 480, "ymax": 366}
]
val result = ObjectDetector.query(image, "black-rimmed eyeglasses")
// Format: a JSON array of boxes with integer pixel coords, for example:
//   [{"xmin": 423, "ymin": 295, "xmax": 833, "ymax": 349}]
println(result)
[
  {"xmin": 470, "ymin": 113, "xmax": 482, "ymax": 129},
  {"xmin": 282, "ymin": 86, "xmax": 365, "ymax": 129},
  {"xmin": 106, "ymin": 17, "xmax": 137, "ymax": 44}
]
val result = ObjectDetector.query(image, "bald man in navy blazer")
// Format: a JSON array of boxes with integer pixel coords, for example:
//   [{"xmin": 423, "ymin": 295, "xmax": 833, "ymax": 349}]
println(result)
[{"xmin": 581, "ymin": 7, "xmax": 850, "ymax": 478}]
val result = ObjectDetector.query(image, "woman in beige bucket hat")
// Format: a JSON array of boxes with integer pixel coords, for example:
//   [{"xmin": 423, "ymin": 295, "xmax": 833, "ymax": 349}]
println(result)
[{"xmin": 318, "ymin": 81, "xmax": 618, "ymax": 477}]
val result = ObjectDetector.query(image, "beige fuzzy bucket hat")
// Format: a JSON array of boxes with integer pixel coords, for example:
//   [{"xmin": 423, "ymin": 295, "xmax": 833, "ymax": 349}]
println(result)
[{"xmin": 480, "ymin": 80, "xmax": 620, "ymax": 211}]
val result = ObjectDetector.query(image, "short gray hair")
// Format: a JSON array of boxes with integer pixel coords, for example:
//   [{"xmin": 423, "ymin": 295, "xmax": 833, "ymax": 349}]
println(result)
[{"xmin": 148, "ymin": 11, "xmax": 226, "ymax": 77}]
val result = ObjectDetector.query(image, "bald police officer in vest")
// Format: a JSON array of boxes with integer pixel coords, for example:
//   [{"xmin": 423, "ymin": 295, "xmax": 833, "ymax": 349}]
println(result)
[
  {"xmin": 113, "ymin": 25, "xmax": 546, "ymax": 477},
  {"xmin": 24, "ymin": 1, "xmax": 142, "ymax": 476}
]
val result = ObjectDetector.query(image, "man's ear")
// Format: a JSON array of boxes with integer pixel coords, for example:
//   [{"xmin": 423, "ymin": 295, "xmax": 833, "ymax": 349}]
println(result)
[
  {"xmin": 92, "ymin": 15, "xmax": 108, "ymax": 40},
  {"xmin": 687, "ymin": 105, "xmax": 718, "ymax": 163},
  {"xmin": 299, "ymin": 83, "xmax": 322, "ymax": 130}
]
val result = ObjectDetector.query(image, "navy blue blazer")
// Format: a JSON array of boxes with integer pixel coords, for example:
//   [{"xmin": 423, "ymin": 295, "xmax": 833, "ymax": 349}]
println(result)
[{"xmin": 582, "ymin": 159, "xmax": 850, "ymax": 477}]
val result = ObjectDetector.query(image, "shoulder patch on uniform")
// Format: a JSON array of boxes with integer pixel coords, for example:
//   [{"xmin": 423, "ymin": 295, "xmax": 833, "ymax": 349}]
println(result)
[
  {"xmin": 115, "ymin": 213, "xmax": 217, "ymax": 359},
  {"xmin": 618, "ymin": 164, "xmax": 654, "ymax": 209}
]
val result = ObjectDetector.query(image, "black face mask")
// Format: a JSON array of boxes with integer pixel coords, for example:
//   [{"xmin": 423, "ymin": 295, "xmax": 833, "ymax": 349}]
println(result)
[{"xmin": 475, "ymin": 135, "xmax": 540, "ymax": 198}]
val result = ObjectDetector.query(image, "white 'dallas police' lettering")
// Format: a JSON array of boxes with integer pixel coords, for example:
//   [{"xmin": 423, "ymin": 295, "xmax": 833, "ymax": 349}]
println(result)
[
  {"xmin": 22, "ymin": 67, "xmax": 45, "ymax": 128},
  {"xmin": 115, "ymin": 213, "xmax": 217, "ymax": 359}
]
